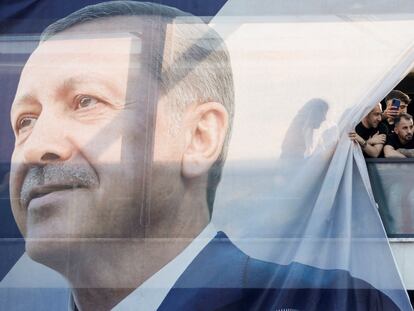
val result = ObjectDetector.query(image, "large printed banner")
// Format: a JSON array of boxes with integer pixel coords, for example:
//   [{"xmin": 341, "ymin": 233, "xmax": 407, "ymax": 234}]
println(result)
[{"xmin": 0, "ymin": 1, "xmax": 414, "ymax": 310}]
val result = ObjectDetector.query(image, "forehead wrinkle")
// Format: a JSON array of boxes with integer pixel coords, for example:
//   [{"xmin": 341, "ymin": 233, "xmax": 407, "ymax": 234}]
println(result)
[{"xmin": 61, "ymin": 75, "xmax": 102, "ymax": 92}]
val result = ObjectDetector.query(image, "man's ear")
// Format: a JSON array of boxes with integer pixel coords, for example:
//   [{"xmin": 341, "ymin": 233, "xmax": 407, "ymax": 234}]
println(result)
[{"xmin": 181, "ymin": 102, "xmax": 228, "ymax": 179}]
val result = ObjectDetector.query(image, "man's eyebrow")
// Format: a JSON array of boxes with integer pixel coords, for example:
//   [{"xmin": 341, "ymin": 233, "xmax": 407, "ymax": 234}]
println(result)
[
  {"xmin": 12, "ymin": 74, "xmax": 124, "ymax": 112},
  {"xmin": 12, "ymin": 94, "xmax": 38, "ymax": 108},
  {"xmin": 62, "ymin": 74, "xmax": 118, "ymax": 91},
  {"xmin": 57, "ymin": 74, "xmax": 126, "ymax": 101}
]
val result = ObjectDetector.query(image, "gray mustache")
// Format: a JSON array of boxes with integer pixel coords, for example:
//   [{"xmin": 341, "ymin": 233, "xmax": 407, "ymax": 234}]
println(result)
[{"xmin": 21, "ymin": 163, "xmax": 98, "ymax": 208}]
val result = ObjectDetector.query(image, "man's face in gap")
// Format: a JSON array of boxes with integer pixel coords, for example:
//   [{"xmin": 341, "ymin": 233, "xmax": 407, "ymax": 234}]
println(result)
[{"xmin": 365, "ymin": 104, "xmax": 382, "ymax": 128}]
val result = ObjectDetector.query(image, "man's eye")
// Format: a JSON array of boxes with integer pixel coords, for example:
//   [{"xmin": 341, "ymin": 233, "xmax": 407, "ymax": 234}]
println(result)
[
  {"xmin": 76, "ymin": 95, "xmax": 98, "ymax": 109},
  {"xmin": 17, "ymin": 116, "xmax": 37, "ymax": 133}
]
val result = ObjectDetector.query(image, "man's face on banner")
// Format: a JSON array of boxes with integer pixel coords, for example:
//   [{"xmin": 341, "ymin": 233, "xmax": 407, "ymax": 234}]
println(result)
[
  {"xmin": 10, "ymin": 36, "xmax": 141, "ymax": 241},
  {"xmin": 9, "ymin": 15, "xmax": 230, "ymax": 269},
  {"xmin": 8, "ymin": 26, "xmax": 180, "ymax": 259}
]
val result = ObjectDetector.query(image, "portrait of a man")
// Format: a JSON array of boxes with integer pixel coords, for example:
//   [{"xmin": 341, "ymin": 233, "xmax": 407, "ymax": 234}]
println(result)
[{"xmin": 5, "ymin": 1, "xmax": 401, "ymax": 310}]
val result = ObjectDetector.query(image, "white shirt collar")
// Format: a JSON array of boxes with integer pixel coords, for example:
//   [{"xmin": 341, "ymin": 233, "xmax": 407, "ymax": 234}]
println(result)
[{"xmin": 102, "ymin": 223, "xmax": 216, "ymax": 311}]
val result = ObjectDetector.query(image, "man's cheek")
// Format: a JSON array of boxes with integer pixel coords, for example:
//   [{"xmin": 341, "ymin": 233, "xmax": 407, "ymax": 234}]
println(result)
[{"xmin": 95, "ymin": 136, "xmax": 123, "ymax": 164}]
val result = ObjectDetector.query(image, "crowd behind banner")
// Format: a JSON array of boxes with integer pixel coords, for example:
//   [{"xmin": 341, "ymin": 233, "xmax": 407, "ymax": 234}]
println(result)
[{"xmin": 349, "ymin": 90, "xmax": 414, "ymax": 158}]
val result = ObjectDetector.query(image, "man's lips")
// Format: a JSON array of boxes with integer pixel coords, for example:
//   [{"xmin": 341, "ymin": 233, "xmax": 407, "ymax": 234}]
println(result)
[{"xmin": 26, "ymin": 184, "xmax": 85, "ymax": 207}]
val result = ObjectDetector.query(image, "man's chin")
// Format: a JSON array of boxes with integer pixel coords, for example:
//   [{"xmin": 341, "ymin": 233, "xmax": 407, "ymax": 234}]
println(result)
[{"xmin": 25, "ymin": 236, "xmax": 76, "ymax": 272}]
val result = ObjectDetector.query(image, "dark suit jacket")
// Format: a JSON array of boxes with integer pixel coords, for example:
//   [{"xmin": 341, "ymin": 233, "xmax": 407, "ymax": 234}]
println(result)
[{"xmin": 159, "ymin": 232, "xmax": 400, "ymax": 311}]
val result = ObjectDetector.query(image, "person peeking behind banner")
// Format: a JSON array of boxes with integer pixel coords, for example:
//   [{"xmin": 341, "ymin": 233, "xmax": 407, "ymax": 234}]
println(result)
[
  {"xmin": 384, "ymin": 113, "xmax": 414, "ymax": 158},
  {"xmin": 348, "ymin": 103, "xmax": 387, "ymax": 158},
  {"xmin": 381, "ymin": 90, "xmax": 411, "ymax": 135}
]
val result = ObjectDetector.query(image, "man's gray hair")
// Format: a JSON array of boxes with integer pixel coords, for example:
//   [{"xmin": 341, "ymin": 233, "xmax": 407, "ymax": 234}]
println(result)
[{"xmin": 40, "ymin": 1, "xmax": 234, "ymax": 215}]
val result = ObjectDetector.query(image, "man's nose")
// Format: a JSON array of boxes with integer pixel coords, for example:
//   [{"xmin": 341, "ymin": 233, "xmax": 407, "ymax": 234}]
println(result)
[{"xmin": 22, "ymin": 114, "xmax": 73, "ymax": 164}]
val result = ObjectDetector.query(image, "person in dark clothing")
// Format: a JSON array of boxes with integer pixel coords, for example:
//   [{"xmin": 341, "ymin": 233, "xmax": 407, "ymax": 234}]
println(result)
[
  {"xmin": 381, "ymin": 90, "xmax": 411, "ymax": 135},
  {"xmin": 384, "ymin": 113, "xmax": 414, "ymax": 158},
  {"xmin": 349, "ymin": 103, "xmax": 387, "ymax": 158}
]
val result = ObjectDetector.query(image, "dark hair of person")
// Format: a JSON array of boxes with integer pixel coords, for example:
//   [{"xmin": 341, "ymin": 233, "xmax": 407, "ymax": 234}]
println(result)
[
  {"xmin": 394, "ymin": 113, "xmax": 413, "ymax": 126},
  {"xmin": 385, "ymin": 90, "xmax": 411, "ymax": 105}
]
